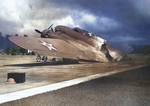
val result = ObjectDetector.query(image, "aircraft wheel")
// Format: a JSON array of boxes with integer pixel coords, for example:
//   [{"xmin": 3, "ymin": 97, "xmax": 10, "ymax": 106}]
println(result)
[
  {"xmin": 52, "ymin": 58, "xmax": 56, "ymax": 61},
  {"xmin": 36, "ymin": 55, "xmax": 41, "ymax": 62},
  {"xmin": 42, "ymin": 56, "xmax": 47, "ymax": 62}
]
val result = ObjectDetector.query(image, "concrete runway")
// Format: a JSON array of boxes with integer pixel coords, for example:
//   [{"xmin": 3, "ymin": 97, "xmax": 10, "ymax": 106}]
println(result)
[
  {"xmin": 0, "ymin": 55, "xmax": 150, "ymax": 105},
  {"xmin": 1, "ymin": 65, "xmax": 150, "ymax": 106}
]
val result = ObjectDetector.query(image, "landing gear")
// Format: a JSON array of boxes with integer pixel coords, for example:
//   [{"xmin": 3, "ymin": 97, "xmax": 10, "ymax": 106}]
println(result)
[
  {"xmin": 36, "ymin": 55, "xmax": 47, "ymax": 62},
  {"xmin": 42, "ymin": 56, "xmax": 47, "ymax": 62},
  {"xmin": 36, "ymin": 55, "xmax": 41, "ymax": 62}
]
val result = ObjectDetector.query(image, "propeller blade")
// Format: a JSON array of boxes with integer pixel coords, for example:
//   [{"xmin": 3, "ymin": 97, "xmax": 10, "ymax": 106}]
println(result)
[
  {"xmin": 35, "ymin": 29, "xmax": 42, "ymax": 34},
  {"xmin": 48, "ymin": 24, "xmax": 53, "ymax": 30}
]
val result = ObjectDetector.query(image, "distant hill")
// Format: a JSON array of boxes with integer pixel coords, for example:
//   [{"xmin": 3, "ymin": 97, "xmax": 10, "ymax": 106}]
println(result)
[
  {"xmin": 0, "ymin": 33, "xmax": 17, "ymax": 52},
  {"xmin": 130, "ymin": 44, "xmax": 150, "ymax": 54}
]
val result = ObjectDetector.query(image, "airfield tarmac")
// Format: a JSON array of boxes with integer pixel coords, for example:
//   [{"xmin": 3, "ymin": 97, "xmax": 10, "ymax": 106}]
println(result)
[{"xmin": 0, "ymin": 54, "xmax": 150, "ymax": 104}]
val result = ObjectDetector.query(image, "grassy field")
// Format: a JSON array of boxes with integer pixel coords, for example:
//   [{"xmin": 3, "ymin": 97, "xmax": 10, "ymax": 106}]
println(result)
[{"xmin": 120, "ymin": 54, "xmax": 150, "ymax": 65}]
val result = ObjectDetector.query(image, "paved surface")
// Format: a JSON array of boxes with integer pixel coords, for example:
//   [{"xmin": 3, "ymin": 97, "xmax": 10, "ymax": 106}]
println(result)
[
  {"xmin": 0, "ymin": 55, "xmax": 150, "ymax": 105},
  {"xmin": 1, "ymin": 65, "xmax": 150, "ymax": 106},
  {"xmin": 0, "ymin": 55, "xmax": 145, "ymax": 95}
]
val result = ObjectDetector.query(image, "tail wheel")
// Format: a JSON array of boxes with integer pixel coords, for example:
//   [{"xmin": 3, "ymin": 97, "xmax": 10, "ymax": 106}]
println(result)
[{"xmin": 52, "ymin": 58, "xmax": 56, "ymax": 61}]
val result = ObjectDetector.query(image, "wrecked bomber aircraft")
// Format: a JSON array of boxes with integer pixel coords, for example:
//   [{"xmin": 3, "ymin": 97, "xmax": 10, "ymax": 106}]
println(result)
[{"xmin": 9, "ymin": 24, "xmax": 133, "ymax": 62}]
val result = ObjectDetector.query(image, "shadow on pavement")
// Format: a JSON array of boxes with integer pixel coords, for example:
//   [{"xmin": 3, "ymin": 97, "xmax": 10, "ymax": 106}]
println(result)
[{"xmin": 4, "ymin": 61, "xmax": 79, "ymax": 67}]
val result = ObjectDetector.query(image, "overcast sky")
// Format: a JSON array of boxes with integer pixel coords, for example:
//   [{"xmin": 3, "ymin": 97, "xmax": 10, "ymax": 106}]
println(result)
[{"xmin": 0, "ymin": 0, "xmax": 150, "ymax": 45}]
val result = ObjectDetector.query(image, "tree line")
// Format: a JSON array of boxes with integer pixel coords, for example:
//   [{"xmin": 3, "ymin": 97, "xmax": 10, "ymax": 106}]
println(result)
[
  {"xmin": 140, "ymin": 44, "xmax": 150, "ymax": 55},
  {"xmin": 3, "ymin": 47, "xmax": 28, "ymax": 55},
  {"xmin": 3, "ymin": 44, "xmax": 150, "ymax": 55}
]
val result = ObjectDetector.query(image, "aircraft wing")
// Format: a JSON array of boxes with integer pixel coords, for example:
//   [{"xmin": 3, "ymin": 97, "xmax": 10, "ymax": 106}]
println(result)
[{"xmin": 9, "ymin": 36, "xmax": 79, "ymax": 59}]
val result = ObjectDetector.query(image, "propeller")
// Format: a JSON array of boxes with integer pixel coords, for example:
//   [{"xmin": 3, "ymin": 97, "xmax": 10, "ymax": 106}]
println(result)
[
  {"xmin": 48, "ymin": 24, "xmax": 53, "ymax": 30},
  {"xmin": 35, "ymin": 24, "xmax": 53, "ymax": 34},
  {"xmin": 35, "ymin": 29, "xmax": 42, "ymax": 34},
  {"xmin": 35, "ymin": 24, "xmax": 54, "ymax": 38}
]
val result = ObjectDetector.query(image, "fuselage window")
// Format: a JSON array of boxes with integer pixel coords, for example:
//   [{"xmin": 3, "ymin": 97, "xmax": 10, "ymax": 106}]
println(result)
[{"xmin": 74, "ymin": 29, "xmax": 79, "ymax": 33}]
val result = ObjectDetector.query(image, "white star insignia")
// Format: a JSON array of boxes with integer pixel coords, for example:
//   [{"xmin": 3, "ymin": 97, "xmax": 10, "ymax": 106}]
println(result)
[{"xmin": 40, "ymin": 40, "xmax": 58, "ymax": 51}]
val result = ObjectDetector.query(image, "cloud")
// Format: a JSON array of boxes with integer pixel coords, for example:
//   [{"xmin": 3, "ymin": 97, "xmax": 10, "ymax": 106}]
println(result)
[
  {"xmin": 98, "ymin": 17, "xmax": 121, "ymax": 32},
  {"xmin": 130, "ymin": 0, "xmax": 150, "ymax": 16},
  {"xmin": 81, "ymin": 13, "xmax": 97, "ymax": 23},
  {"xmin": 0, "ymin": 0, "xmax": 150, "ymax": 45},
  {"xmin": 54, "ymin": 16, "xmax": 75, "ymax": 27},
  {"xmin": 110, "ymin": 36, "xmax": 145, "ymax": 43},
  {"xmin": 0, "ymin": 0, "xmax": 26, "ymax": 35},
  {"xmin": 0, "ymin": 0, "xmax": 72, "ymax": 36}
]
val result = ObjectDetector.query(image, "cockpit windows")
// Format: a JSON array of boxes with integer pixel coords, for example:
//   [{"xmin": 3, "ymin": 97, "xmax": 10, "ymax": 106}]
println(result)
[
  {"xmin": 74, "ymin": 29, "xmax": 79, "ymax": 33},
  {"xmin": 73, "ymin": 27, "xmax": 94, "ymax": 37},
  {"xmin": 55, "ymin": 27, "xmax": 59, "ymax": 32}
]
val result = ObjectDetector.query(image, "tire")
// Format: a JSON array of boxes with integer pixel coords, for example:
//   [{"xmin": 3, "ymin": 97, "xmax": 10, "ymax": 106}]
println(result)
[
  {"xmin": 36, "ymin": 55, "xmax": 41, "ymax": 62},
  {"xmin": 52, "ymin": 58, "xmax": 56, "ymax": 61},
  {"xmin": 42, "ymin": 56, "xmax": 48, "ymax": 62}
]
